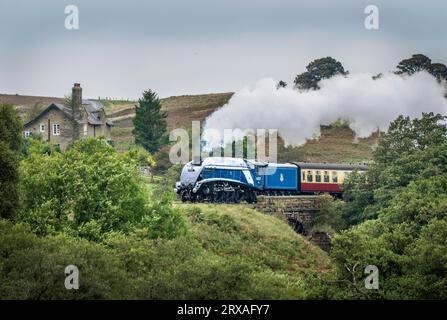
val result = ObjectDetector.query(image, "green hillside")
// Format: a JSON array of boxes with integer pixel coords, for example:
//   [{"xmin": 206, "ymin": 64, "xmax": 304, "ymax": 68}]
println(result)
[{"xmin": 0, "ymin": 201, "xmax": 332, "ymax": 299}]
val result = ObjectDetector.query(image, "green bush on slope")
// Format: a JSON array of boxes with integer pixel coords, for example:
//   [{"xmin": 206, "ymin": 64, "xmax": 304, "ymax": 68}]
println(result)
[{"xmin": 0, "ymin": 204, "xmax": 331, "ymax": 299}]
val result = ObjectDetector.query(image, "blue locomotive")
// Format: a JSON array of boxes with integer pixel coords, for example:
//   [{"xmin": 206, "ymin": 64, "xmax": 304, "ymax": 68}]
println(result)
[{"xmin": 175, "ymin": 157, "xmax": 367, "ymax": 203}]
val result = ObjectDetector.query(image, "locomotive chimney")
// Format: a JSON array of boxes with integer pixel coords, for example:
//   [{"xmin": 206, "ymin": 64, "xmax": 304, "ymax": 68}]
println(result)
[{"xmin": 71, "ymin": 83, "xmax": 83, "ymax": 120}]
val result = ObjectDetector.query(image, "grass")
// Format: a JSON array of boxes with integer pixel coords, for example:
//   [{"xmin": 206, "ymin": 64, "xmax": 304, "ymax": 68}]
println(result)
[
  {"xmin": 172, "ymin": 203, "xmax": 333, "ymax": 298},
  {"xmin": 182, "ymin": 203, "xmax": 330, "ymax": 272},
  {"xmin": 278, "ymin": 123, "xmax": 378, "ymax": 163}
]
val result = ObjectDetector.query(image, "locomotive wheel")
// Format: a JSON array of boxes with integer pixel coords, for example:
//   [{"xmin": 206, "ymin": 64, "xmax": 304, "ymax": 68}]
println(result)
[
  {"xmin": 234, "ymin": 189, "xmax": 241, "ymax": 204},
  {"xmin": 181, "ymin": 190, "xmax": 190, "ymax": 202},
  {"xmin": 246, "ymin": 191, "xmax": 257, "ymax": 204}
]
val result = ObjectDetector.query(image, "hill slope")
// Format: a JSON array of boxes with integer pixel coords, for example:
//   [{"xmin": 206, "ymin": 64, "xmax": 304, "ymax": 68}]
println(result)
[
  {"xmin": 176, "ymin": 203, "xmax": 332, "ymax": 298},
  {"xmin": 0, "ymin": 202, "xmax": 332, "ymax": 299}
]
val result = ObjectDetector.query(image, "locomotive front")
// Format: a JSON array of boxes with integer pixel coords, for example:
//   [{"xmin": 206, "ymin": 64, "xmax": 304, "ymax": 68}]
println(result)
[
  {"xmin": 175, "ymin": 157, "xmax": 258, "ymax": 203},
  {"xmin": 175, "ymin": 161, "xmax": 203, "ymax": 199}
]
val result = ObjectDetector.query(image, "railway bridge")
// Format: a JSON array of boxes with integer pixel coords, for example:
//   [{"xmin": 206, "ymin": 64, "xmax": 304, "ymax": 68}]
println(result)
[{"xmin": 254, "ymin": 196, "xmax": 332, "ymax": 252}]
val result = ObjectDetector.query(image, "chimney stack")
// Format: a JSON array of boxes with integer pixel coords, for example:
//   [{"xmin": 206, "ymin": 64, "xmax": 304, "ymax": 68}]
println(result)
[{"xmin": 72, "ymin": 83, "xmax": 82, "ymax": 120}]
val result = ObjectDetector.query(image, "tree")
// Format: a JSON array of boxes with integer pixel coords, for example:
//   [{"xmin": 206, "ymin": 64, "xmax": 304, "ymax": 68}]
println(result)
[
  {"xmin": 395, "ymin": 54, "xmax": 447, "ymax": 82},
  {"xmin": 373, "ymin": 112, "xmax": 447, "ymax": 166},
  {"xmin": 0, "ymin": 103, "xmax": 22, "ymax": 219},
  {"xmin": 328, "ymin": 112, "xmax": 447, "ymax": 299},
  {"xmin": 429, "ymin": 63, "xmax": 447, "ymax": 82},
  {"xmin": 19, "ymin": 138, "xmax": 186, "ymax": 241},
  {"xmin": 395, "ymin": 54, "xmax": 432, "ymax": 76},
  {"xmin": 276, "ymin": 80, "xmax": 287, "ymax": 89},
  {"xmin": 294, "ymin": 57, "xmax": 348, "ymax": 90},
  {"xmin": 132, "ymin": 90, "xmax": 168, "ymax": 154}
]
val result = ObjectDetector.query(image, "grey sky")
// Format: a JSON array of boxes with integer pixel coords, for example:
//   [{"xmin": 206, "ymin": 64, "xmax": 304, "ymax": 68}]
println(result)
[{"xmin": 0, "ymin": 0, "xmax": 446, "ymax": 99}]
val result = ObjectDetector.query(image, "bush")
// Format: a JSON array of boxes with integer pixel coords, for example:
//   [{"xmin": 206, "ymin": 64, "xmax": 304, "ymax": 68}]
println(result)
[
  {"xmin": 18, "ymin": 138, "xmax": 186, "ymax": 241},
  {"xmin": 0, "ymin": 219, "xmax": 130, "ymax": 299}
]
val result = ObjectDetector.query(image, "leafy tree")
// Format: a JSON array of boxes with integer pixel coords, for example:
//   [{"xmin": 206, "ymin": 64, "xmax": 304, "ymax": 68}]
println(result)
[
  {"xmin": 329, "ymin": 113, "xmax": 447, "ymax": 299},
  {"xmin": 429, "ymin": 63, "xmax": 447, "ymax": 81},
  {"xmin": 0, "ymin": 103, "xmax": 22, "ymax": 219},
  {"xmin": 125, "ymin": 146, "xmax": 156, "ymax": 168},
  {"xmin": 0, "ymin": 219, "xmax": 130, "ymax": 299},
  {"xmin": 395, "ymin": 54, "xmax": 433, "ymax": 76},
  {"xmin": 374, "ymin": 112, "xmax": 447, "ymax": 165},
  {"xmin": 19, "ymin": 138, "xmax": 186, "ymax": 241},
  {"xmin": 340, "ymin": 171, "xmax": 375, "ymax": 225},
  {"xmin": 311, "ymin": 194, "xmax": 346, "ymax": 234},
  {"xmin": 132, "ymin": 90, "xmax": 168, "ymax": 154},
  {"xmin": 339, "ymin": 113, "xmax": 447, "ymax": 226},
  {"xmin": 395, "ymin": 54, "xmax": 447, "ymax": 81},
  {"xmin": 294, "ymin": 57, "xmax": 348, "ymax": 90}
]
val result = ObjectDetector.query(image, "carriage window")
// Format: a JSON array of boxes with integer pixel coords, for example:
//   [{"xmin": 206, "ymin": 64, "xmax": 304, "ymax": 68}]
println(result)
[
  {"xmin": 315, "ymin": 171, "xmax": 321, "ymax": 183},
  {"xmin": 307, "ymin": 171, "xmax": 313, "ymax": 182},
  {"xmin": 302, "ymin": 171, "xmax": 305, "ymax": 181},
  {"xmin": 332, "ymin": 171, "xmax": 338, "ymax": 183},
  {"xmin": 324, "ymin": 171, "xmax": 330, "ymax": 183}
]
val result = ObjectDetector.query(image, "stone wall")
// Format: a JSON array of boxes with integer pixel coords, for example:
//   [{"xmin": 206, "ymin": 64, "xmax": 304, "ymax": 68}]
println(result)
[
  {"xmin": 255, "ymin": 195, "xmax": 332, "ymax": 252},
  {"xmin": 24, "ymin": 108, "xmax": 76, "ymax": 151}
]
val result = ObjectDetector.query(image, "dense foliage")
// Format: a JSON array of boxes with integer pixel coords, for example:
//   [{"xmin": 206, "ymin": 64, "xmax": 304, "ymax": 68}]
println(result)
[
  {"xmin": 294, "ymin": 57, "xmax": 348, "ymax": 90},
  {"xmin": 2, "ymin": 96, "xmax": 447, "ymax": 299},
  {"xmin": 0, "ymin": 203, "xmax": 330, "ymax": 299},
  {"xmin": 326, "ymin": 112, "xmax": 447, "ymax": 299},
  {"xmin": 0, "ymin": 103, "xmax": 22, "ymax": 219},
  {"xmin": 18, "ymin": 138, "xmax": 186, "ymax": 241},
  {"xmin": 1, "ymin": 135, "xmax": 330, "ymax": 299},
  {"xmin": 395, "ymin": 54, "xmax": 447, "ymax": 81}
]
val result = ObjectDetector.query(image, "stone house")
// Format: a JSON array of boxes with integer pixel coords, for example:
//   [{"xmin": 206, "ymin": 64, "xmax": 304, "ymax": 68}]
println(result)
[{"xmin": 23, "ymin": 83, "xmax": 113, "ymax": 150}]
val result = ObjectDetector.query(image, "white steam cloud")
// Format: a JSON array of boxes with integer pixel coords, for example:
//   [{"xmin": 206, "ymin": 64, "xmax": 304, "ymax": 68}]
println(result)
[{"xmin": 203, "ymin": 72, "xmax": 447, "ymax": 147}]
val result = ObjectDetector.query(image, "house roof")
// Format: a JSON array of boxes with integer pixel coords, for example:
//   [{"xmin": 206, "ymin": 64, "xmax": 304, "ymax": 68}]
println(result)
[{"xmin": 24, "ymin": 100, "xmax": 113, "ymax": 127}]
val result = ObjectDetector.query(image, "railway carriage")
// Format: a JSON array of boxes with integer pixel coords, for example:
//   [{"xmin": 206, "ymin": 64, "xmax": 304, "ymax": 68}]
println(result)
[{"xmin": 292, "ymin": 162, "xmax": 368, "ymax": 194}]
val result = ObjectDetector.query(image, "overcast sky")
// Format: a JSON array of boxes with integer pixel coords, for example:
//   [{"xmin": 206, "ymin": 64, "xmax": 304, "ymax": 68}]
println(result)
[{"xmin": 0, "ymin": 0, "xmax": 446, "ymax": 99}]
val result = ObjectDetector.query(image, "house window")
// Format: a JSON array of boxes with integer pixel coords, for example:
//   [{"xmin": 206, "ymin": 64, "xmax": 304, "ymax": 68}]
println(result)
[
  {"xmin": 52, "ymin": 124, "xmax": 61, "ymax": 136},
  {"xmin": 84, "ymin": 124, "xmax": 88, "ymax": 136},
  {"xmin": 23, "ymin": 131, "xmax": 32, "ymax": 137},
  {"xmin": 39, "ymin": 123, "xmax": 45, "ymax": 132}
]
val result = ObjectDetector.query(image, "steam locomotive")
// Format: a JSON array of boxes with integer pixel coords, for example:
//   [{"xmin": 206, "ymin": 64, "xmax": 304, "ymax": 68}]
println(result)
[{"xmin": 175, "ymin": 157, "xmax": 367, "ymax": 203}]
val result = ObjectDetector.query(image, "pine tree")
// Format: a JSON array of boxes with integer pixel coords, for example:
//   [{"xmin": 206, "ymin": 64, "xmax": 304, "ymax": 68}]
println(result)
[{"xmin": 132, "ymin": 90, "xmax": 168, "ymax": 153}]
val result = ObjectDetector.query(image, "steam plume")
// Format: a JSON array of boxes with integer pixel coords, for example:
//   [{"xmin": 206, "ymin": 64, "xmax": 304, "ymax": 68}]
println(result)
[{"xmin": 203, "ymin": 72, "xmax": 447, "ymax": 147}]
